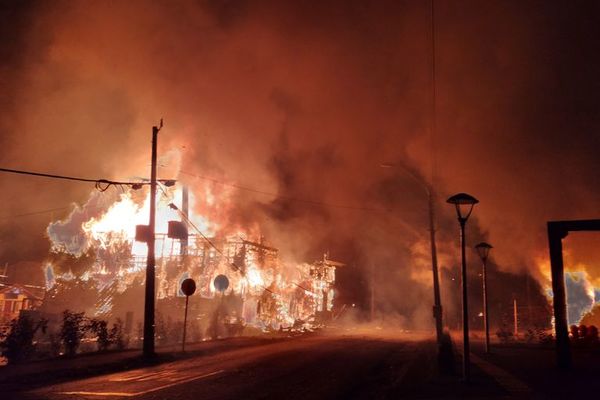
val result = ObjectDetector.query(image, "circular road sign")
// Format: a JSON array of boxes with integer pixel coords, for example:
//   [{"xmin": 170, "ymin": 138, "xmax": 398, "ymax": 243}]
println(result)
[
  {"xmin": 181, "ymin": 278, "xmax": 197, "ymax": 297},
  {"xmin": 213, "ymin": 274, "xmax": 229, "ymax": 292}
]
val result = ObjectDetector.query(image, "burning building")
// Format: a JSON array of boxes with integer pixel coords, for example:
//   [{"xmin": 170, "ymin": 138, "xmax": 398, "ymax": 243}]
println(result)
[
  {"xmin": 0, "ymin": 262, "xmax": 46, "ymax": 335},
  {"xmin": 43, "ymin": 184, "xmax": 343, "ymax": 332}
]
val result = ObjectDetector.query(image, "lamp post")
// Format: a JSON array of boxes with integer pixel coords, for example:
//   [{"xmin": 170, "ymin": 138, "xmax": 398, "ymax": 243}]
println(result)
[
  {"xmin": 475, "ymin": 241, "xmax": 493, "ymax": 354},
  {"xmin": 381, "ymin": 162, "xmax": 443, "ymax": 345},
  {"xmin": 447, "ymin": 192, "xmax": 479, "ymax": 382}
]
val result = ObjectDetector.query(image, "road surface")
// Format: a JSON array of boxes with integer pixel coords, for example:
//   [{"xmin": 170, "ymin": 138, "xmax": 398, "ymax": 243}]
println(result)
[{"xmin": 11, "ymin": 330, "xmax": 439, "ymax": 400}]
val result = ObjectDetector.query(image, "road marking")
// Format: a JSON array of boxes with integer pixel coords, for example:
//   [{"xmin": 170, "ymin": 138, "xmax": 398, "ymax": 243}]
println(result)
[
  {"xmin": 470, "ymin": 353, "xmax": 532, "ymax": 395},
  {"xmin": 57, "ymin": 369, "xmax": 225, "ymax": 397},
  {"xmin": 136, "ymin": 370, "xmax": 177, "ymax": 381},
  {"xmin": 109, "ymin": 370, "xmax": 173, "ymax": 382}
]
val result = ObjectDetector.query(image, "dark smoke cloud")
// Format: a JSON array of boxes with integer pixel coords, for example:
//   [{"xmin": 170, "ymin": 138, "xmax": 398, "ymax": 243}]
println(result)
[{"xmin": 1, "ymin": 1, "xmax": 600, "ymax": 327}]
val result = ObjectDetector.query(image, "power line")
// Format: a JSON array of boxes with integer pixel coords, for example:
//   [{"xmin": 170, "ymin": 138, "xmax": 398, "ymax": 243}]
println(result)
[
  {"xmin": 0, "ymin": 167, "xmax": 100, "ymax": 183},
  {"xmin": 0, "ymin": 201, "xmax": 112, "ymax": 221},
  {"xmin": 178, "ymin": 170, "xmax": 389, "ymax": 213},
  {"xmin": 0, "ymin": 206, "xmax": 71, "ymax": 220},
  {"xmin": 0, "ymin": 167, "xmax": 176, "ymax": 192}
]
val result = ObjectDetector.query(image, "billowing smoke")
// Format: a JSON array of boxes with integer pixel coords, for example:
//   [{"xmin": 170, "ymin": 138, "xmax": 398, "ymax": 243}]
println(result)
[
  {"xmin": 565, "ymin": 272, "xmax": 595, "ymax": 325},
  {"xmin": 1, "ymin": 1, "xmax": 599, "ymax": 328}
]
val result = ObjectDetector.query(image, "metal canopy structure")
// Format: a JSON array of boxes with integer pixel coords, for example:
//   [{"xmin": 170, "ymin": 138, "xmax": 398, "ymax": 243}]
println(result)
[{"xmin": 547, "ymin": 219, "xmax": 600, "ymax": 369}]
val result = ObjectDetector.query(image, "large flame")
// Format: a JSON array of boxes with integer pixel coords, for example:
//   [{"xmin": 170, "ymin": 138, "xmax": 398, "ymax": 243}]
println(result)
[
  {"xmin": 82, "ymin": 189, "xmax": 215, "ymax": 257},
  {"xmin": 537, "ymin": 253, "xmax": 598, "ymax": 325}
]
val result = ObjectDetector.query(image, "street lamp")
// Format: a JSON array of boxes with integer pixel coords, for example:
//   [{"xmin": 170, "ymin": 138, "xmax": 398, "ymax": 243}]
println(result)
[
  {"xmin": 447, "ymin": 192, "xmax": 479, "ymax": 382},
  {"xmin": 381, "ymin": 162, "xmax": 443, "ymax": 346},
  {"xmin": 475, "ymin": 241, "xmax": 493, "ymax": 354}
]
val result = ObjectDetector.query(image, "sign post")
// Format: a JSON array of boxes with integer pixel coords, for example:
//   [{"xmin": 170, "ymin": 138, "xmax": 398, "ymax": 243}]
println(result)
[
  {"xmin": 211, "ymin": 275, "xmax": 229, "ymax": 339},
  {"xmin": 180, "ymin": 278, "xmax": 196, "ymax": 352}
]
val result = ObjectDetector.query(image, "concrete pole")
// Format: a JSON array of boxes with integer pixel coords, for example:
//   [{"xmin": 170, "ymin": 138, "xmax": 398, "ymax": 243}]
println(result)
[
  {"xmin": 429, "ymin": 0, "xmax": 443, "ymax": 347},
  {"xmin": 459, "ymin": 219, "xmax": 470, "ymax": 382},
  {"xmin": 182, "ymin": 295, "xmax": 189, "ymax": 352},
  {"xmin": 428, "ymin": 190, "xmax": 443, "ymax": 344},
  {"xmin": 482, "ymin": 258, "xmax": 490, "ymax": 353},
  {"xmin": 143, "ymin": 124, "xmax": 159, "ymax": 357}
]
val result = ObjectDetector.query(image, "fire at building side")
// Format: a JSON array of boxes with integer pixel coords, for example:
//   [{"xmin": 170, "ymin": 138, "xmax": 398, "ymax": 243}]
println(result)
[{"xmin": 1, "ymin": 183, "xmax": 344, "ymax": 340}]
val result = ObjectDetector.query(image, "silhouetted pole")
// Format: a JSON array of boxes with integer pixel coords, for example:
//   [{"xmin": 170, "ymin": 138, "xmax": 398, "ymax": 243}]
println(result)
[
  {"xmin": 475, "ymin": 242, "xmax": 492, "ymax": 354},
  {"xmin": 459, "ymin": 219, "xmax": 470, "ymax": 380},
  {"xmin": 428, "ymin": 191, "xmax": 443, "ymax": 344},
  {"xmin": 182, "ymin": 295, "xmax": 189, "ymax": 352},
  {"xmin": 548, "ymin": 227, "xmax": 570, "ymax": 368},
  {"xmin": 482, "ymin": 261, "xmax": 490, "ymax": 353},
  {"xmin": 429, "ymin": 0, "xmax": 443, "ymax": 346},
  {"xmin": 180, "ymin": 278, "xmax": 196, "ymax": 352},
  {"xmin": 447, "ymin": 193, "xmax": 479, "ymax": 382},
  {"xmin": 381, "ymin": 162, "xmax": 443, "ymax": 345},
  {"xmin": 143, "ymin": 121, "xmax": 161, "ymax": 357}
]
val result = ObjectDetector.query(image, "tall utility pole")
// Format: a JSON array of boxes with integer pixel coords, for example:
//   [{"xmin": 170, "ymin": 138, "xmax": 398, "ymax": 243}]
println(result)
[
  {"xmin": 428, "ymin": 191, "xmax": 443, "ymax": 344},
  {"xmin": 143, "ymin": 120, "xmax": 162, "ymax": 358},
  {"xmin": 475, "ymin": 242, "xmax": 492, "ymax": 354},
  {"xmin": 380, "ymin": 163, "xmax": 443, "ymax": 344},
  {"xmin": 429, "ymin": 0, "xmax": 443, "ymax": 345},
  {"xmin": 459, "ymin": 219, "xmax": 470, "ymax": 380},
  {"xmin": 482, "ymin": 256, "xmax": 491, "ymax": 353}
]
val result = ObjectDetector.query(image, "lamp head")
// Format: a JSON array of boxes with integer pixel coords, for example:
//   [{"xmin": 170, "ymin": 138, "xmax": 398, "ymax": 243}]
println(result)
[
  {"xmin": 475, "ymin": 242, "xmax": 493, "ymax": 261},
  {"xmin": 446, "ymin": 192, "xmax": 479, "ymax": 222}
]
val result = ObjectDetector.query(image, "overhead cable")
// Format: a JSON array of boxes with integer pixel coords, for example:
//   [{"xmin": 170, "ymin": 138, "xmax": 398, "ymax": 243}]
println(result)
[{"xmin": 0, "ymin": 167, "xmax": 176, "ymax": 192}]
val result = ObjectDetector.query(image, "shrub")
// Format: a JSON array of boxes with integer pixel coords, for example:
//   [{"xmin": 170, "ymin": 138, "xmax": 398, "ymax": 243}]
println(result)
[
  {"xmin": 0, "ymin": 315, "xmax": 47, "ymax": 364},
  {"xmin": 110, "ymin": 318, "xmax": 126, "ymax": 350},
  {"xmin": 588, "ymin": 325, "xmax": 599, "ymax": 343},
  {"xmin": 88, "ymin": 318, "xmax": 111, "ymax": 351},
  {"xmin": 570, "ymin": 324, "xmax": 579, "ymax": 340},
  {"xmin": 60, "ymin": 310, "xmax": 86, "ymax": 356}
]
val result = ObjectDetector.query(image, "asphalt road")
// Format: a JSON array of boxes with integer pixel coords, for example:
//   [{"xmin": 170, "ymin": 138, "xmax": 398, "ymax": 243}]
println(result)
[{"xmin": 15, "ymin": 331, "xmax": 439, "ymax": 400}]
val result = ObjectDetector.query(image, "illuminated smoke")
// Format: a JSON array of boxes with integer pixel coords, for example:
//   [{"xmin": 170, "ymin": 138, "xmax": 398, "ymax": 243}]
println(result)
[{"xmin": 565, "ymin": 272, "xmax": 595, "ymax": 325}]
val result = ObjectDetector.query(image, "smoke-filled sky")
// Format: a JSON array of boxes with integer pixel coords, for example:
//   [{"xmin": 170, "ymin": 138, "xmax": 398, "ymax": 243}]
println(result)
[{"xmin": 1, "ymin": 0, "xmax": 599, "ymax": 320}]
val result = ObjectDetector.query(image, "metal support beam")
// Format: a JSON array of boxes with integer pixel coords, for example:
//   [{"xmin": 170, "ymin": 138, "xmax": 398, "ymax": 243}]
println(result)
[{"xmin": 547, "ymin": 219, "xmax": 600, "ymax": 369}]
